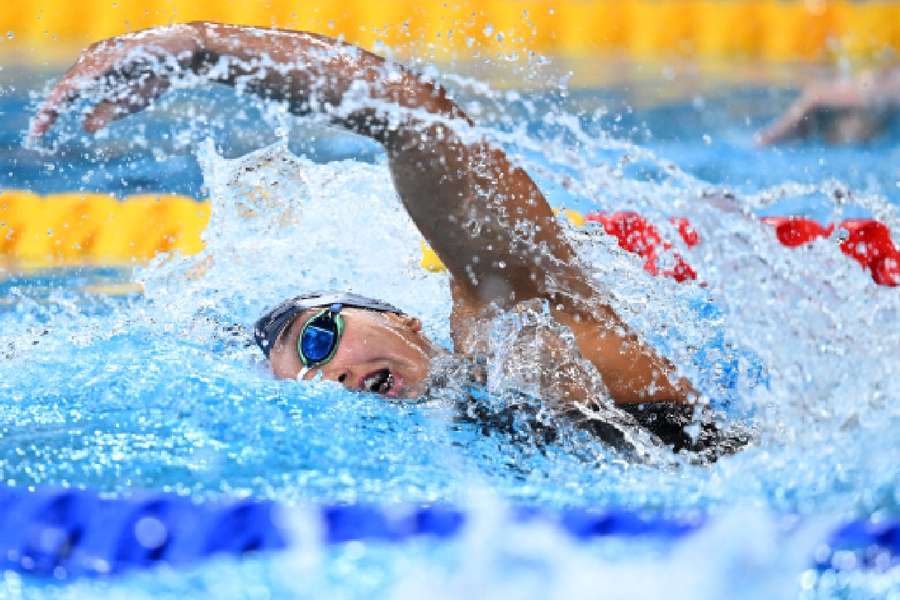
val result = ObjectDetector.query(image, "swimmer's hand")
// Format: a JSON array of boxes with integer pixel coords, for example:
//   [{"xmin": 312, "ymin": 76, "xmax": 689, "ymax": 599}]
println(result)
[
  {"xmin": 30, "ymin": 21, "xmax": 447, "ymax": 145},
  {"xmin": 756, "ymin": 70, "xmax": 899, "ymax": 145},
  {"xmin": 29, "ymin": 24, "xmax": 201, "ymax": 141}
]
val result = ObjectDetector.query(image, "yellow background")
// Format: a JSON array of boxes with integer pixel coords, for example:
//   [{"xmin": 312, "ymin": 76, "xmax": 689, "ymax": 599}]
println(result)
[{"xmin": 1, "ymin": 0, "xmax": 898, "ymax": 64}]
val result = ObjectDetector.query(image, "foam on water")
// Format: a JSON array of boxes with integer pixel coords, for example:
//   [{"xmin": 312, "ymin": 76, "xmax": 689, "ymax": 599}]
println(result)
[{"xmin": 2, "ymin": 46, "xmax": 900, "ymax": 597}]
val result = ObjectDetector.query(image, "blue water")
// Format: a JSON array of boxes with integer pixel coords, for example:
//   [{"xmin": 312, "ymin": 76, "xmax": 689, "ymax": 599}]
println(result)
[{"xmin": 1, "ymin": 63, "xmax": 899, "ymax": 599}]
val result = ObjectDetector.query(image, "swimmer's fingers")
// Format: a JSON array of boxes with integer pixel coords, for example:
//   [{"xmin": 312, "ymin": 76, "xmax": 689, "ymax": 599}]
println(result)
[
  {"xmin": 29, "ymin": 69, "xmax": 94, "ymax": 140},
  {"xmin": 29, "ymin": 96, "xmax": 67, "ymax": 141},
  {"xmin": 756, "ymin": 80, "xmax": 872, "ymax": 145},
  {"xmin": 755, "ymin": 97, "xmax": 816, "ymax": 145},
  {"xmin": 29, "ymin": 26, "xmax": 199, "ymax": 140},
  {"xmin": 82, "ymin": 72, "xmax": 171, "ymax": 133},
  {"xmin": 29, "ymin": 42, "xmax": 140, "ymax": 140},
  {"xmin": 31, "ymin": 66, "xmax": 170, "ymax": 139}
]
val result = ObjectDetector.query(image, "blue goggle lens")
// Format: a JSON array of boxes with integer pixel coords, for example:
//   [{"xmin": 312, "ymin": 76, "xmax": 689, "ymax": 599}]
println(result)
[
  {"xmin": 301, "ymin": 324, "xmax": 337, "ymax": 364},
  {"xmin": 298, "ymin": 305, "xmax": 344, "ymax": 367}
]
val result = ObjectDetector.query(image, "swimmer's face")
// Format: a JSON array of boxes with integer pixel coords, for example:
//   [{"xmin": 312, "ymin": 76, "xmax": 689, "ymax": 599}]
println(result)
[{"xmin": 268, "ymin": 308, "xmax": 436, "ymax": 398}]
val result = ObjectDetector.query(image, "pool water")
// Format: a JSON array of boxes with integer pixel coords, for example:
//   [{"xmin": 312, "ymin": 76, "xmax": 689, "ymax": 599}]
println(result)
[{"xmin": 1, "ymin": 60, "xmax": 899, "ymax": 599}]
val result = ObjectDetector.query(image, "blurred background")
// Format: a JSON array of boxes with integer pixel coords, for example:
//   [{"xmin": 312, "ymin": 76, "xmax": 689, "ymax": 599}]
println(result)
[{"xmin": 2, "ymin": 0, "xmax": 898, "ymax": 65}]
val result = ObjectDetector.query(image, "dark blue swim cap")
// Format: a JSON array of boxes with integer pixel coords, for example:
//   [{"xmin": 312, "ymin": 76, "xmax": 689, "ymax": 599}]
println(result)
[{"xmin": 254, "ymin": 291, "xmax": 404, "ymax": 359}]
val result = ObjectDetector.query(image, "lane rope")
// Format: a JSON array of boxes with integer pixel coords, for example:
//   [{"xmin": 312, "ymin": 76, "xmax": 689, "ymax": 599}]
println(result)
[
  {"xmin": 0, "ymin": 485, "xmax": 896, "ymax": 580},
  {"xmin": 2, "ymin": 191, "xmax": 897, "ymax": 287}
]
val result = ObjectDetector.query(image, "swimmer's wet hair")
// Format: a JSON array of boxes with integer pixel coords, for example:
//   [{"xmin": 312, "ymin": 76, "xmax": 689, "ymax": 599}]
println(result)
[{"xmin": 254, "ymin": 291, "xmax": 404, "ymax": 359}]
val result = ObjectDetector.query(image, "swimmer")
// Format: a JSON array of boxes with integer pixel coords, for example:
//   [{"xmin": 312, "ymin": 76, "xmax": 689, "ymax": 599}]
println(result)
[
  {"xmin": 757, "ymin": 66, "xmax": 900, "ymax": 145},
  {"xmin": 31, "ymin": 23, "xmax": 722, "ymax": 453}
]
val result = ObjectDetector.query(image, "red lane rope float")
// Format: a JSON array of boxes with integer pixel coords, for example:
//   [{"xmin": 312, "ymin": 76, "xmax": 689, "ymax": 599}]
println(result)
[
  {"xmin": 586, "ymin": 211, "xmax": 899, "ymax": 287},
  {"xmin": 762, "ymin": 217, "xmax": 900, "ymax": 286},
  {"xmin": 585, "ymin": 212, "xmax": 700, "ymax": 283}
]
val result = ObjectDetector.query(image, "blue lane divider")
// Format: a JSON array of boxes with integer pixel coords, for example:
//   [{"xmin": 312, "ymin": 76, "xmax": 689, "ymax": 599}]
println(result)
[{"xmin": 0, "ymin": 485, "xmax": 896, "ymax": 580}]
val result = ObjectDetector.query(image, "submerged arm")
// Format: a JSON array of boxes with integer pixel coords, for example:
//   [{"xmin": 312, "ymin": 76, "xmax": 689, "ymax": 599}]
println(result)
[{"xmin": 31, "ymin": 22, "xmax": 691, "ymax": 405}]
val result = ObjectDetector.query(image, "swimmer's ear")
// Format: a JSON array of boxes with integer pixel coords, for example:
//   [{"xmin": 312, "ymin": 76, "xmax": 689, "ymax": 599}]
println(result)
[{"xmin": 398, "ymin": 315, "xmax": 423, "ymax": 333}]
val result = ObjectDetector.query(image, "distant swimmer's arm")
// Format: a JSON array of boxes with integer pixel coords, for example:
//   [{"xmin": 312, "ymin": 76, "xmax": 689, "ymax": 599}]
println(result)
[
  {"xmin": 756, "ymin": 66, "xmax": 900, "ymax": 145},
  {"xmin": 31, "ymin": 22, "xmax": 691, "ymax": 405}
]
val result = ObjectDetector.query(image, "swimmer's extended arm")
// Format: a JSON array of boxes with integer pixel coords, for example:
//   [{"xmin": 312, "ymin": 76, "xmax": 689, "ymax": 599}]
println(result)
[
  {"xmin": 31, "ymin": 22, "xmax": 587, "ymax": 303},
  {"xmin": 757, "ymin": 67, "xmax": 900, "ymax": 145},
  {"xmin": 31, "ymin": 22, "xmax": 691, "ymax": 405}
]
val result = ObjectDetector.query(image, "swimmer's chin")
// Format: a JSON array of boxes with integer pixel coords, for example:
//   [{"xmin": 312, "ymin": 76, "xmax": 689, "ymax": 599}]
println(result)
[
  {"xmin": 392, "ymin": 371, "xmax": 431, "ymax": 400},
  {"xmin": 388, "ymin": 356, "xmax": 446, "ymax": 400}
]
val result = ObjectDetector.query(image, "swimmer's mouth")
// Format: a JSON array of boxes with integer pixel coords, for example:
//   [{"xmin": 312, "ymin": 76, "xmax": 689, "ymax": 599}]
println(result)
[{"xmin": 361, "ymin": 368, "xmax": 395, "ymax": 395}]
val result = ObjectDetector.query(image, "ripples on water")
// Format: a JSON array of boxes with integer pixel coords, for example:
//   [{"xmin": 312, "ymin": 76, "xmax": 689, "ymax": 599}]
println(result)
[{"xmin": 0, "ymin": 48, "xmax": 898, "ymax": 598}]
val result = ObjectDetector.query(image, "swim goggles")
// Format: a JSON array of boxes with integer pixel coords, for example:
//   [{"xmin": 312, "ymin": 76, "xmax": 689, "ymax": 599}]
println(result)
[
  {"xmin": 254, "ymin": 291, "xmax": 404, "ymax": 359},
  {"xmin": 297, "ymin": 304, "xmax": 345, "ymax": 368}
]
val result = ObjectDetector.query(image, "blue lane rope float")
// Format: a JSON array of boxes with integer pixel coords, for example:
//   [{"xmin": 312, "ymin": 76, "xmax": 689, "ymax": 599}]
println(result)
[
  {"xmin": 0, "ymin": 485, "xmax": 896, "ymax": 580},
  {"xmin": 0, "ymin": 486, "xmax": 288, "ymax": 578}
]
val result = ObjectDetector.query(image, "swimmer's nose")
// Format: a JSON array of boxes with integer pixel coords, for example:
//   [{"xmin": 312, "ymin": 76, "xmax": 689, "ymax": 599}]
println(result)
[
  {"xmin": 297, "ymin": 364, "xmax": 351, "ymax": 387},
  {"xmin": 313, "ymin": 364, "xmax": 353, "ymax": 389}
]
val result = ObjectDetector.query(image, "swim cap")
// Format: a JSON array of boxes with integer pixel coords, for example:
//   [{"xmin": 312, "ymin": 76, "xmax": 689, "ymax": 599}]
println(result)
[{"xmin": 254, "ymin": 291, "xmax": 404, "ymax": 359}]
